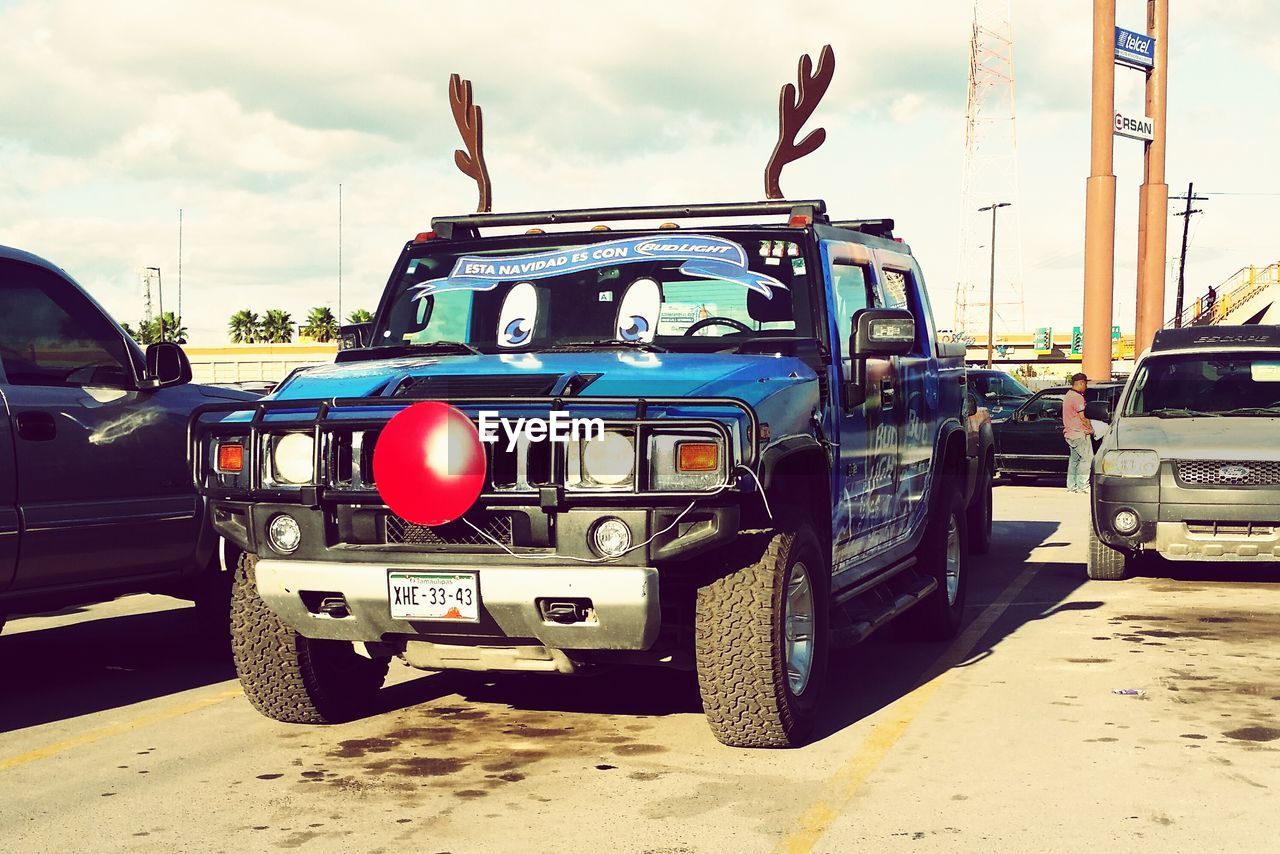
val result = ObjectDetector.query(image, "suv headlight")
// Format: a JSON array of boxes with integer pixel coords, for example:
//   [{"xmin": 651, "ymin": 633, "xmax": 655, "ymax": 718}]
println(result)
[
  {"xmin": 649, "ymin": 434, "xmax": 726, "ymax": 491},
  {"xmin": 270, "ymin": 432, "xmax": 316, "ymax": 485},
  {"xmin": 568, "ymin": 430, "xmax": 635, "ymax": 490},
  {"xmin": 1100, "ymin": 449, "xmax": 1160, "ymax": 478}
]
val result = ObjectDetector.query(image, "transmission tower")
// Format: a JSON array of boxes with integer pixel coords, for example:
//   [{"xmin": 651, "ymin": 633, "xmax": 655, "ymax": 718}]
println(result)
[
  {"xmin": 954, "ymin": 0, "xmax": 1026, "ymax": 339},
  {"xmin": 142, "ymin": 267, "xmax": 156, "ymax": 325}
]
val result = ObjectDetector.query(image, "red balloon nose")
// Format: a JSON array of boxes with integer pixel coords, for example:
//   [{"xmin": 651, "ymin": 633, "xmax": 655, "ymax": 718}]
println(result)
[{"xmin": 372, "ymin": 402, "xmax": 487, "ymax": 526}]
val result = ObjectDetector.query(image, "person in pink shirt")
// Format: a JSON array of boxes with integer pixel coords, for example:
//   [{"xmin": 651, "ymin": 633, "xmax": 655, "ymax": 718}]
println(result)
[{"xmin": 1062, "ymin": 372, "xmax": 1094, "ymax": 493}]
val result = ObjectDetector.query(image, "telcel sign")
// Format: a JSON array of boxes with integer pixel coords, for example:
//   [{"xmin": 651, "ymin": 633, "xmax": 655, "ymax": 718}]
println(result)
[
  {"xmin": 1114, "ymin": 111, "xmax": 1154, "ymax": 142},
  {"xmin": 1115, "ymin": 26, "xmax": 1155, "ymax": 70}
]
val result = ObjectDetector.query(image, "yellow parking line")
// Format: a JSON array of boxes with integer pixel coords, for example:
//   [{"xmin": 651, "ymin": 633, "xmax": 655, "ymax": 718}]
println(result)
[
  {"xmin": 777, "ymin": 564, "xmax": 1041, "ymax": 854},
  {"xmin": 0, "ymin": 686, "xmax": 243, "ymax": 772}
]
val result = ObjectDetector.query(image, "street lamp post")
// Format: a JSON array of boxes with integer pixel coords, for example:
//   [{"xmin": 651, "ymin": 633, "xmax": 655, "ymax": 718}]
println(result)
[
  {"xmin": 978, "ymin": 202, "xmax": 1011, "ymax": 368},
  {"xmin": 146, "ymin": 266, "xmax": 164, "ymax": 343}
]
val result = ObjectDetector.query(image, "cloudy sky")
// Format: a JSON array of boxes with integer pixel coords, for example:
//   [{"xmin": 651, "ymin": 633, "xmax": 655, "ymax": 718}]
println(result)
[{"xmin": 2, "ymin": 0, "xmax": 1277, "ymax": 345}]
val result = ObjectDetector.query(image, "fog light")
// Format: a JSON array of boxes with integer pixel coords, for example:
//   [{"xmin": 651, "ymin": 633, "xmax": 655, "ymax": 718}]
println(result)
[
  {"xmin": 1113, "ymin": 509, "xmax": 1140, "ymax": 535},
  {"xmin": 591, "ymin": 517, "xmax": 632, "ymax": 558},
  {"xmin": 268, "ymin": 513, "xmax": 302, "ymax": 554}
]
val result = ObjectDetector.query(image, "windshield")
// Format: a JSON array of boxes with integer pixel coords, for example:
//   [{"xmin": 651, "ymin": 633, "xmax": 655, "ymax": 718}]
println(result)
[
  {"xmin": 372, "ymin": 231, "xmax": 814, "ymax": 353},
  {"xmin": 972, "ymin": 371, "xmax": 1031, "ymax": 401},
  {"xmin": 1124, "ymin": 352, "xmax": 1280, "ymax": 416}
]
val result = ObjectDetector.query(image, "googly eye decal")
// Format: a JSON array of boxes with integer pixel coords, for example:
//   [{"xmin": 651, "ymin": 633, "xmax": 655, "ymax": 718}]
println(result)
[
  {"xmin": 616, "ymin": 278, "xmax": 660, "ymax": 344},
  {"xmin": 497, "ymin": 281, "xmax": 538, "ymax": 348}
]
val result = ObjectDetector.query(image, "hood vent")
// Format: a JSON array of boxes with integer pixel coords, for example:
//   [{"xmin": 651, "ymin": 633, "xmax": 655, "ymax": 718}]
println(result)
[{"xmin": 390, "ymin": 373, "xmax": 600, "ymax": 399}]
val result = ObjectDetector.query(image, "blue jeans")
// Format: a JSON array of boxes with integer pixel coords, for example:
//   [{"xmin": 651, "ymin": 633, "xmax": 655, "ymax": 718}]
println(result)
[{"xmin": 1066, "ymin": 436, "xmax": 1093, "ymax": 492}]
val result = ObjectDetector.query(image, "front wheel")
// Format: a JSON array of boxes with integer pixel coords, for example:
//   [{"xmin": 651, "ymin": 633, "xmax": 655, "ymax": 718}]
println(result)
[
  {"xmin": 230, "ymin": 553, "xmax": 389, "ymax": 723},
  {"xmin": 1086, "ymin": 526, "xmax": 1134, "ymax": 580},
  {"xmin": 695, "ymin": 522, "xmax": 829, "ymax": 748}
]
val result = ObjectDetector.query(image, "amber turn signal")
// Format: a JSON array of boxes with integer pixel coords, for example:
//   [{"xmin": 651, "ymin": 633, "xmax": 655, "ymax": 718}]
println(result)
[
  {"xmin": 216, "ymin": 442, "xmax": 244, "ymax": 474},
  {"xmin": 676, "ymin": 442, "xmax": 719, "ymax": 472}
]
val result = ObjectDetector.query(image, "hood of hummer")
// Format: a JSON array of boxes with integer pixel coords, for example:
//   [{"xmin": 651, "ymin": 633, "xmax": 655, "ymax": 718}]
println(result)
[{"xmin": 271, "ymin": 350, "xmax": 817, "ymax": 409}]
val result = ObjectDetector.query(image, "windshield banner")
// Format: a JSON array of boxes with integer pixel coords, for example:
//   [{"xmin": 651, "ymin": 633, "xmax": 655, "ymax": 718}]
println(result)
[{"xmin": 411, "ymin": 235, "xmax": 787, "ymax": 300}]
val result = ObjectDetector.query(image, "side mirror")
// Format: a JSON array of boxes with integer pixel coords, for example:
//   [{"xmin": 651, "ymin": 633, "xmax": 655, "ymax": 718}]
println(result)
[
  {"xmin": 1085, "ymin": 400, "xmax": 1112, "ymax": 423},
  {"xmin": 143, "ymin": 341, "xmax": 192, "ymax": 389},
  {"xmin": 339, "ymin": 322, "xmax": 373, "ymax": 351},
  {"xmin": 844, "ymin": 309, "xmax": 915, "ymax": 409}
]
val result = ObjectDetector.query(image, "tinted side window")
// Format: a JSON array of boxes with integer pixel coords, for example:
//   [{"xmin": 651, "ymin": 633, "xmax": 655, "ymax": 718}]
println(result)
[
  {"xmin": 0, "ymin": 261, "xmax": 132, "ymax": 388},
  {"xmin": 1025, "ymin": 394, "xmax": 1064, "ymax": 421},
  {"xmin": 831, "ymin": 263, "xmax": 877, "ymax": 354}
]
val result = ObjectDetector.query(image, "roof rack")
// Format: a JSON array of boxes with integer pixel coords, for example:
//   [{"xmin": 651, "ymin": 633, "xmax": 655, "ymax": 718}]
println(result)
[
  {"xmin": 430, "ymin": 200, "xmax": 828, "ymax": 239},
  {"xmin": 1151, "ymin": 324, "xmax": 1280, "ymax": 352},
  {"xmin": 830, "ymin": 218, "xmax": 895, "ymax": 239}
]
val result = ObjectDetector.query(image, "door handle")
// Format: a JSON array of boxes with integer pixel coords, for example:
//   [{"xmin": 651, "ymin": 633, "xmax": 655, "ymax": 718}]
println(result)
[
  {"xmin": 880, "ymin": 379, "xmax": 895, "ymax": 406},
  {"xmin": 16, "ymin": 411, "xmax": 56, "ymax": 441}
]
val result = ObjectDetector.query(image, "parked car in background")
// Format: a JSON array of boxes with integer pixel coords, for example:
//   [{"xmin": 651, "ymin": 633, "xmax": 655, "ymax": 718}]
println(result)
[
  {"xmin": 966, "ymin": 368, "xmax": 1032, "ymax": 422},
  {"xmin": 992, "ymin": 382, "xmax": 1125, "ymax": 481},
  {"xmin": 0, "ymin": 246, "xmax": 259, "ymax": 635},
  {"xmin": 1088, "ymin": 326, "xmax": 1280, "ymax": 579}
]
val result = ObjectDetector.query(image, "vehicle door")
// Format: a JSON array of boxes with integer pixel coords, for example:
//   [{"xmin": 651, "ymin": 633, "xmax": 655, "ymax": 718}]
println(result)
[
  {"xmin": 0, "ymin": 381, "xmax": 17, "ymax": 590},
  {"xmin": 997, "ymin": 391, "xmax": 1067, "ymax": 471},
  {"xmin": 0, "ymin": 258, "xmax": 199, "ymax": 590},
  {"xmin": 822, "ymin": 240, "xmax": 900, "ymax": 572},
  {"xmin": 873, "ymin": 250, "xmax": 939, "ymax": 542}
]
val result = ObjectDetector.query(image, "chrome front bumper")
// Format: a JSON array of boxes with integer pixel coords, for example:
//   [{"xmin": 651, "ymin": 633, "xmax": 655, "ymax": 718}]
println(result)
[{"xmin": 255, "ymin": 559, "xmax": 660, "ymax": 651}]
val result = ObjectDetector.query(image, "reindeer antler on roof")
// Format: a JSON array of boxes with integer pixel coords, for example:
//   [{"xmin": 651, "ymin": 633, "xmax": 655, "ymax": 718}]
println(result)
[
  {"xmin": 449, "ymin": 73, "xmax": 492, "ymax": 213},
  {"xmin": 764, "ymin": 45, "xmax": 836, "ymax": 200}
]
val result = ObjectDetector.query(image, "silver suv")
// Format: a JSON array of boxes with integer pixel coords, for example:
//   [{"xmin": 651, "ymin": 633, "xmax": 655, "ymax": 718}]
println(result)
[{"xmin": 1087, "ymin": 325, "xmax": 1280, "ymax": 579}]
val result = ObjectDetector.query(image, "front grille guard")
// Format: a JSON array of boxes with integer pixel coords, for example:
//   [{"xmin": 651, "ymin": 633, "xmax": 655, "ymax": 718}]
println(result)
[{"xmin": 188, "ymin": 395, "xmax": 756, "ymax": 506}]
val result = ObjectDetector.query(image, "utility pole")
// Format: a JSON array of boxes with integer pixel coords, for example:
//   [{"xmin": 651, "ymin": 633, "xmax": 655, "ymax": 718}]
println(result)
[
  {"xmin": 979, "ymin": 202, "xmax": 1011, "ymax": 367},
  {"xmin": 1171, "ymin": 182, "xmax": 1206, "ymax": 326},
  {"xmin": 338, "ymin": 183, "xmax": 343, "ymax": 326},
  {"xmin": 146, "ymin": 266, "xmax": 164, "ymax": 342},
  {"xmin": 178, "ymin": 209, "xmax": 183, "ymax": 327}
]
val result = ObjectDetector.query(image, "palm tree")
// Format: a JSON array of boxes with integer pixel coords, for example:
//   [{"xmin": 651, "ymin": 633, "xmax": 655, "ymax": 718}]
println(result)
[
  {"xmin": 155, "ymin": 311, "xmax": 188, "ymax": 344},
  {"xmin": 346, "ymin": 308, "xmax": 373, "ymax": 325},
  {"xmin": 229, "ymin": 310, "xmax": 259, "ymax": 344},
  {"xmin": 301, "ymin": 306, "xmax": 339, "ymax": 342},
  {"xmin": 260, "ymin": 309, "xmax": 294, "ymax": 344}
]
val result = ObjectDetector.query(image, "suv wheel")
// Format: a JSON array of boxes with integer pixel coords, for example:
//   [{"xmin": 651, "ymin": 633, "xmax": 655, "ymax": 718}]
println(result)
[
  {"xmin": 230, "ymin": 553, "xmax": 389, "ymax": 723},
  {"xmin": 1086, "ymin": 526, "xmax": 1133, "ymax": 580},
  {"xmin": 899, "ymin": 488, "xmax": 969, "ymax": 641},
  {"xmin": 967, "ymin": 457, "xmax": 994, "ymax": 555},
  {"xmin": 695, "ymin": 521, "xmax": 828, "ymax": 748}
]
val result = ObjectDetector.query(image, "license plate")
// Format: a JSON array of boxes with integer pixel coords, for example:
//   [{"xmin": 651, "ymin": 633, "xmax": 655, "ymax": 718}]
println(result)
[{"xmin": 388, "ymin": 572, "xmax": 480, "ymax": 622}]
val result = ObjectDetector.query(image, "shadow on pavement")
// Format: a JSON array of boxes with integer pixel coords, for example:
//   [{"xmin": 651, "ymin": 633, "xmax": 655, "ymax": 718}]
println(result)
[
  {"xmin": 0, "ymin": 606, "xmax": 235, "ymax": 734},
  {"xmin": 1135, "ymin": 556, "xmax": 1280, "ymax": 585},
  {"xmin": 443, "ymin": 664, "xmax": 702, "ymax": 719},
  {"xmin": 811, "ymin": 517, "xmax": 1085, "ymax": 744}
]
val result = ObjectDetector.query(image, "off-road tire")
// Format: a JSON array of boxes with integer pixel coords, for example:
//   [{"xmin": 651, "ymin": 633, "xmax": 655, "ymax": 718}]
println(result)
[
  {"xmin": 230, "ymin": 552, "xmax": 389, "ymax": 723},
  {"xmin": 695, "ymin": 522, "xmax": 828, "ymax": 749},
  {"xmin": 898, "ymin": 487, "xmax": 969, "ymax": 641},
  {"xmin": 1086, "ymin": 526, "xmax": 1131, "ymax": 580},
  {"xmin": 967, "ymin": 458, "xmax": 994, "ymax": 555}
]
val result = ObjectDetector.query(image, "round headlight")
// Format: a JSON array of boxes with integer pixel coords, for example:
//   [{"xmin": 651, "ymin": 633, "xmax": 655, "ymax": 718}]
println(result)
[
  {"xmin": 272, "ymin": 433, "xmax": 315, "ymax": 484},
  {"xmin": 591, "ymin": 517, "xmax": 632, "ymax": 558},
  {"xmin": 267, "ymin": 513, "xmax": 302, "ymax": 554},
  {"xmin": 582, "ymin": 431, "xmax": 634, "ymax": 486},
  {"xmin": 1113, "ymin": 509, "xmax": 1140, "ymax": 534}
]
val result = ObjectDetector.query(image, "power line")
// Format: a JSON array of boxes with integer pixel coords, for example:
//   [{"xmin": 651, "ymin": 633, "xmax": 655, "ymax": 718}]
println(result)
[
  {"xmin": 1171, "ymin": 182, "xmax": 1207, "ymax": 327},
  {"xmin": 1197, "ymin": 191, "xmax": 1280, "ymax": 197}
]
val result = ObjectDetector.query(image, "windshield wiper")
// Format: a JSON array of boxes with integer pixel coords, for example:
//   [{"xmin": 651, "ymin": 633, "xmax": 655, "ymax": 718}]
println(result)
[
  {"xmin": 1146, "ymin": 407, "xmax": 1217, "ymax": 418},
  {"xmin": 1220, "ymin": 406, "xmax": 1280, "ymax": 416},
  {"xmin": 392, "ymin": 340, "xmax": 484, "ymax": 355},
  {"xmin": 542, "ymin": 339, "xmax": 669, "ymax": 353}
]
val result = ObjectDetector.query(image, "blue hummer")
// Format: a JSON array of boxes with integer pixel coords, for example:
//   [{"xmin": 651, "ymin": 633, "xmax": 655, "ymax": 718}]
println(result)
[{"xmin": 193, "ymin": 200, "xmax": 987, "ymax": 747}]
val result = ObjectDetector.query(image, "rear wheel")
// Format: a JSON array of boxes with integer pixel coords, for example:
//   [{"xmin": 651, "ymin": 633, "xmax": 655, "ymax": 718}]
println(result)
[
  {"xmin": 1086, "ymin": 526, "xmax": 1133, "ymax": 580},
  {"xmin": 967, "ymin": 458, "xmax": 994, "ymax": 555},
  {"xmin": 695, "ymin": 521, "xmax": 829, "ymax": 748},
  {"xmin": 230, "ymin": 553, "xmax": 389, "ymax": 723},
  {"xmin": 899, "ymin": 488, "xmax": 968, "ymax": 641}
]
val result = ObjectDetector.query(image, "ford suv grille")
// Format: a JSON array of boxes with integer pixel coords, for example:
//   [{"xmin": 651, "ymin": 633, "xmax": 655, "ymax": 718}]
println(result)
[{"xmin": 1175, "ymin": 460, "xmax": 1280, "ymax": 487}]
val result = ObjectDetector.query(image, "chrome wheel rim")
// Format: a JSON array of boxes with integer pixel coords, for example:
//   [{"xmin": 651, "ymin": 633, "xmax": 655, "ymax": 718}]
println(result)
[
  {"xmin": 945, "ymin": 516, "xmax": 962, "ymax": 606},
  {"xmin": 785, "ymin": 560, "xmax": 815, "ymax": 696}
]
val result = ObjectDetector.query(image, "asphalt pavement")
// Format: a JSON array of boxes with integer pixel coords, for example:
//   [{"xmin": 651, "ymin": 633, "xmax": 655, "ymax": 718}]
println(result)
[{"xmin": 2, "ymin": 482, "xmax": 1278, "ymax": 853}]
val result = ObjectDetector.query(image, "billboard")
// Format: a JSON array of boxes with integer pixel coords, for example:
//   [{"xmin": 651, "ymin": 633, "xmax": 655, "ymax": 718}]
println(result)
[
  {"xmin": 1114, "ymin": 111, "xmax": 1154, "ymax": 142},
  {"xmin": 1115, "ymin": 27, "xmax": 1156, "ymax": 70}
]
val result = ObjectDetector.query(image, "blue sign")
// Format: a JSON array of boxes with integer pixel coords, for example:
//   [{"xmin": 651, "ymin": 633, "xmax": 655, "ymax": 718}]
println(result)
[
  {"xmin": 411, "ymin": 235, "xmax": 787, "ymax": 301},
  {"xmin": 1115, "ymin": 27, "xmax": 1155, "ymax": 70}
]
